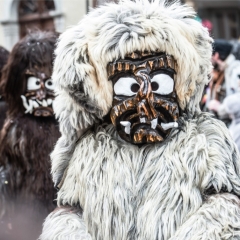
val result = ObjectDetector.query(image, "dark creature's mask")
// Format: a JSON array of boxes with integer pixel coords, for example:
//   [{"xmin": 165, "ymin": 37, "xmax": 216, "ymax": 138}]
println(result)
[
  {"xmin": 21, "ymin": 68, "xmax": 55, "ymax": 117},
  {"xmin": 107, "ymin": 52, "xmax": 179, "ymax": 144}
]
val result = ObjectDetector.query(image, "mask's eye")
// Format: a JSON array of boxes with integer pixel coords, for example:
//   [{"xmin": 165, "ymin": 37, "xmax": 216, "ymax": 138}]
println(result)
[
  {"xmin": 45, "ymin": 79, "xmax": 55, "ymax": 90},
  {"xmin": 114, "ymin": 77, "xmax": 140, "ymax": 96},
  {"xmin": 27, "ymin": 76, "xmax": 41, "ymax": 91},
  {"xmin": 151, "ymin": 74, "xmax": 174, "ymax": 95}
]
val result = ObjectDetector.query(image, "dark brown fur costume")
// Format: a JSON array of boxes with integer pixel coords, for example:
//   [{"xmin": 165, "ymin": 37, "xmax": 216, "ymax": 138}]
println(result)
[
  {"xmin": 0, "ymin": 46, "xmax": 9, "ymax": 130},
  {"xmin": 0, "ymin": 32, "xmax": 60, "ymax": 240}
]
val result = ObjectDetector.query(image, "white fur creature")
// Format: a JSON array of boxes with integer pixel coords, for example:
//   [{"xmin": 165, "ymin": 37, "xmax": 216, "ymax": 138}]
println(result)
[{"xmin": 40, "ymin": 1, "xmax": 240, "ymax": 239}]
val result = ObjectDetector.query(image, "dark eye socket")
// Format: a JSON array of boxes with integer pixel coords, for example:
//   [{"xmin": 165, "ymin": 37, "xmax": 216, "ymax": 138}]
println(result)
[
  {"xmin": 131, "ymin": 83, "xmax": 140, "ymax": 93},
  {"xmin": 36, "ymin": 80, "xmax": 40, "ymax": 85},
  {"xmin": 47, "ymin": 81, "xmax": 53, "ymax": 86},
  {"xmin": 151, "ymin": 82, "xmax": 159, "ymax": 91}
]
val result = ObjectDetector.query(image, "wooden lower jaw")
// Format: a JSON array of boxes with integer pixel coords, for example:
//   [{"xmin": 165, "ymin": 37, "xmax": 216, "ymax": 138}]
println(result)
[{"xmin": 133, "ymin": 128, "xmax": 164, "ymax": 144}]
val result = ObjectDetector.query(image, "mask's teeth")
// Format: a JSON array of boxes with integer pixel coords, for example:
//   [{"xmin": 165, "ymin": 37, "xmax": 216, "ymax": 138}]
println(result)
[
  {"xmin": 32, "ymin": 101, "xmax": 39, "ymax": 109},
  {"xmin": 47, "ymin": 99, "xmax": 52, "ymax": 105},
  {"xmin": 151, "ymin": 118, "xmax": 158, "ymax": 129},
  {"xmin": 161, "ymin": 122, "xmax": 178, "ymax": 131},
  {"xmin": 42, "ymin": 99, "xmax": 48, "ymax": 107},
  {"xmin": 36, "ymin": 99, "xmax": 42, "ymax": 105},
  {"xmin": 21, "ymin": 95, "xmax": 29, "ymax": 109},
  {"xmin": 21, "ymin": 95, "xmax": 32, "ymax": 113},
  {"xmin": 140, "ymin": 118, "xmax": 146, "ymax": 123},
  {"xmin": 120, "ymin": 121, "xmax": 131, "ymax": 127},
  {"xmin": 28, "ymin": 99, "xmax": 34, "ymax": 114},
  {"xmin": 120, "ymin": 121, "xmax": 131, "ymax": 135}
]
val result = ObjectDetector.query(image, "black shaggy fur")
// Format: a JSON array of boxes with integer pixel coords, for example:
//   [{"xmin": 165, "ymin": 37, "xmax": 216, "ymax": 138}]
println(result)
[
  {"xmin": 0, "ymin": 32, "xmax": 60, "ymax": 240},
  {"xmin": 0, "ymin": 46, "xmax": 9, "ymax": 130}
]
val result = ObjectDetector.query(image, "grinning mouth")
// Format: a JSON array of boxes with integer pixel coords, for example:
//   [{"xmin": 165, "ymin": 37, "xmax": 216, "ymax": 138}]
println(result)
[
  {"xmin": 117, "ymin": 109, "xmax": 178, "ymax": 144},
  {"xmin": 21, "ymin": 95, "xmax": 55, "ymax": 115},
  {"xmin": 120, "ymin": 119, "xmax": 178, "ymax": 134},
  {"xmin": 112, "ymin": 96, "xmax": 179, "ymax": 144}
]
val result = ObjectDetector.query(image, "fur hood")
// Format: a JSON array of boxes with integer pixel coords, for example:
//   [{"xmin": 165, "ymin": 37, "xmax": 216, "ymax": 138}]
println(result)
[
  {"xmin": 53, "ymin": 0, "xmax": 212, "ymax": 127},
  {"xmin": 51, "ymin": 0, "xmax": 212, "ymax": 185}
]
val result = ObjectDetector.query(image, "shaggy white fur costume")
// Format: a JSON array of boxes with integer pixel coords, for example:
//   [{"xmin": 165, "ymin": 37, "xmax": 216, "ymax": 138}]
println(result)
[{"xmin": 40, "ymin": 0, "xmax": 240, "ymax": 239}]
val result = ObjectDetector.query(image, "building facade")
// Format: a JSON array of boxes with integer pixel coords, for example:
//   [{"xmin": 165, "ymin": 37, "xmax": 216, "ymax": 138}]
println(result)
[{"xmin": 0, "ymin": 0, "xmax": 88, "ymax": 50}]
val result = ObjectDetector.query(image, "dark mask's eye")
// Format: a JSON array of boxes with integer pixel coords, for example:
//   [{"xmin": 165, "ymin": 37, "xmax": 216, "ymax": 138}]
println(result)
[
  {"xmin": 27, "ymin": 76, "xmax": 41, "ymax": 91},
  {"xmin": 151, "ymin": 74, "xmax": 174, "ymax": 95},
  {"xmin": 114, "ymin": 77, "xmax": 140, "ymax": 96},
  {"xmin": 45, "ymin": 79, "xmax": 55, "ymax": 91}
]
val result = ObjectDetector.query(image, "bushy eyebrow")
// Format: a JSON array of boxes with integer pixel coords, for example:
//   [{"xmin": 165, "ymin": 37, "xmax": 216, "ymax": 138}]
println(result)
[
  {"xmin": 25, "ymin": 69, "xmax": 36, "ymax": 75},
  {"xmin": 25, "ymin": 69, "xmax": 51, "ymax": 81},
  {"xmin": 107, "ymin": 55, "xmax": 176, "ymax": 80}
]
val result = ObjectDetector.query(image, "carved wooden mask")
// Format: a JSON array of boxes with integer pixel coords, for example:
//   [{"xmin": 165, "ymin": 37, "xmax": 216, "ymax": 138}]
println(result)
[
  {"xmin": 21, "ymin": 68, "xmax": 55, "ymax": 117},
  {"xmin": 107, "ymin": 52, "xmax": 179, "ymax": 144}
]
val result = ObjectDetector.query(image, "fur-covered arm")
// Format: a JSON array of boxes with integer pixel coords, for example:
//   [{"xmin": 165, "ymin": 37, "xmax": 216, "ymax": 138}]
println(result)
[
  {"xmin": 198, "ymin": 114, "xmax": 240, "ymax": 195},
  {"xmin": 51, "ymin": 24, "xmax": 105, "ymax": 187},
  {"xmin": 174, "ymin": 113, "xmax": 240, "ymax": 197},
  {"xmin": 169, "ymin": 193, "xmax": 240, "ymax": 240},
  {"xmin": 39, "ymin": 206, "xmax": 92, "ymax": 240},
  {"xmin": 169, "ymin": 114, "xmax": 240, "ymax": 239}
]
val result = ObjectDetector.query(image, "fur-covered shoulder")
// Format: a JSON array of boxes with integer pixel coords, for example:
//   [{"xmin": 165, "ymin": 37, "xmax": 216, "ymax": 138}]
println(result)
[
  {"xmin": 173, "ymin": 112, "xmax": 240, "ymax": 195},
  {"xmin": 194, "ymin": 113, "xmax": 240, "ymax": 194}
]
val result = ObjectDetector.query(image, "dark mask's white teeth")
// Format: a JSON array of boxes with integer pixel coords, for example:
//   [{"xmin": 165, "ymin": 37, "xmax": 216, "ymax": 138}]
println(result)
[
  {"xmin": 21, "ymin": 95, "xmax": 33, "ymax": 114},
  {"xmin": 21, "ymin": 95, "xmax": 54, "ymax": 115},
  {"xmin": 28, "ymin": 99, "xmax": 34, "ymax": 113},
  {"xmin": 37, "ymin": 99, "xmax": 47, "ymax": 106},
  {"xmin": 36, "ymin": 99, "xmax": 53, "ymax": 107},
  {"xmin": 32, "ymin": 101, "xmax": 39, "ymax": 108},
  {"xmin": 151, "ymin": 118, "xmax": 158, "ymax": 129},
  {"xmin": 36, "ymin": 99, "xmax": 42, "ymax": 105},
  {"xmin": 120, "ymin": 121, "xmax": 131, "ymax": 134},
  {"xmin": 42, "ymin": 99, "xmax": 48, "ymax": 107},
  {"xmin": 161, "ymin": 122, "xmax": 178, "ymax": 130}
]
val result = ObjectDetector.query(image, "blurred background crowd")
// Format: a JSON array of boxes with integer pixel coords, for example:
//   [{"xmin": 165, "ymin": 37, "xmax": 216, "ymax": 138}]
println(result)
[{"xmin": 0, "ymin": 0, "xmax": 240, "ymax": 145}]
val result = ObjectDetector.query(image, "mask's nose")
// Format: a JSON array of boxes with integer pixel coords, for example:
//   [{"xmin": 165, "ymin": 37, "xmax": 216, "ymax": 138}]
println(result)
[
  {"xmin": 135, "ymin": 71, "xmax": 157, "ymax": 122},
  {"xmin": 36, "ymin": 81, "xmax": 47, "ymax": 100}
]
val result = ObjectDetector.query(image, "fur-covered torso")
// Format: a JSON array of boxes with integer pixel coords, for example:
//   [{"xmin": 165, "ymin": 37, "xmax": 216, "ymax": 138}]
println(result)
[
  {"xmin": 56, "ymin": 113, "xmax": 240, "ymax": 239},
  {"xmin": 0, "ymin": 114, "xmax": 60, "ymax": 210},
  {"xmin": 0, "ymin": 113, "xmax": 60, "ymax": 238}
]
